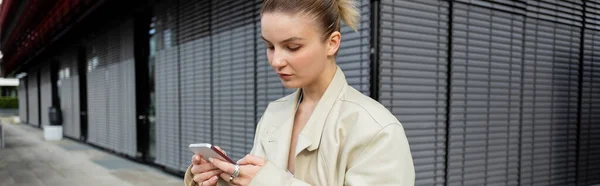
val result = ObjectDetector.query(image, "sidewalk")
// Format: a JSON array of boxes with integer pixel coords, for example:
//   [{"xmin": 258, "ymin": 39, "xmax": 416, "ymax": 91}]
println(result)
[{"xmin": 0, "ymin": 121, "xmax": 183, "ymax": 186}]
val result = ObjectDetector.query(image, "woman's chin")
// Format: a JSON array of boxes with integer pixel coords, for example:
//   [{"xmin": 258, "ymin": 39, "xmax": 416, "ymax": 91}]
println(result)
[{"xmin": 280, "ymin": 80, "xmax": 302, "ymax": 89}]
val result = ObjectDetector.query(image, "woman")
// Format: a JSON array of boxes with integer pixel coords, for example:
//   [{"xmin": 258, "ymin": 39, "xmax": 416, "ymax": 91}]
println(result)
[{"xmin": 185, "ymin": 0, "xmax": 414, "ymax": 185}]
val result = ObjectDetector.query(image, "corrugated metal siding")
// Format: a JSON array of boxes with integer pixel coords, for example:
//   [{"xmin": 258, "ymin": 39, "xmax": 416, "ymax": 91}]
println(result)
[
  {"xmin": 379, "ymin": 1, "xmax": 448, "ymax": 185},
  {"xmin": 449, "ymin": 2, "xmax": 524, "ymax": 185},
  {"xmin": 40, "ymin": 64, "xmax": 53, "ymax": 127},
  {"xmin": 27, "ymin": 71, "xmax": 39, "ymax": 126},
  {"xmin": 19, "ymin": 78, "xmax": 27, "ymax": 123},
  {"xmin": 211, "ymin": 0, "xmax": 256, "ymax": 161},
  {"xmin": 579, "ymin": 0, "xmax": 600, "ymax": 184},
  {"xmin": 178, "ymin": 0, "xmax": 212, "ymax": 171},
  {"xmin": 521, "ymin": 4, "xmax": 581, "ymax": 185},
  {"xmin": 155, "ymin": 0, "xmax": 181, "ymax": 170}
]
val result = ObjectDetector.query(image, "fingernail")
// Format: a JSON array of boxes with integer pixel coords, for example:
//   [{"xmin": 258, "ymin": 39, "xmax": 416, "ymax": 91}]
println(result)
[
  {"xmin": 211, "ymin": 176, "xmax": 218, "ymax": 181},
  {"xmin": 208, "ymin": 157, "xmax": 213, "ymax": 162},
  {"xmin": 196, "ymin": 156, "xmax": 201, "ymax": 161}
]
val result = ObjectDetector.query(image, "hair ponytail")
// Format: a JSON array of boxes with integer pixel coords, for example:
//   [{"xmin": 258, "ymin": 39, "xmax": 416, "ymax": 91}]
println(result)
[{"xmin": 336, "ymin": 0, "xmax": 359, "ymax": 32}]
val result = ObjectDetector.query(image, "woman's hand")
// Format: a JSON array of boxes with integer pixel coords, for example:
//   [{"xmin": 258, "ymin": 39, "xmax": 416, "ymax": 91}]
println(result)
[
  {"xmin": 210, "ymin": 154, "xmax": 267, "ymax": 186},
  {"xmin": 190, "ymin": 147, "xmax": 226, "ymax": 186}
]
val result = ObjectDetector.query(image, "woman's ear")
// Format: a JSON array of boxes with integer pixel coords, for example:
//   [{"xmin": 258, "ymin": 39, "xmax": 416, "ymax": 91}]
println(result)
[{"xmin": 327, "ymin": 31, "xmax": 341, "ymax": 56}]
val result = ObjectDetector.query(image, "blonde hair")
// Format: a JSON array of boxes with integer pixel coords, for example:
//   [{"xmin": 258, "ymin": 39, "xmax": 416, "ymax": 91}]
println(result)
[{"xmin": 261, "ymin": 0, "xmax": 359, "ymax": 40}]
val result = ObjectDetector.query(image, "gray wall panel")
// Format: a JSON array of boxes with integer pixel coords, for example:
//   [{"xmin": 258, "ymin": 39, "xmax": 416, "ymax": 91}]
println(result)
[
  {"xmin": 40, "ymin": 65, "xmax": 52, "ymax": 127},
  {"xmin": 379, "ymin": 1, "xmax": 448, "ymax": 185},
  {"xmin": 449, "ymin": 3, "xmax": 523, "ymax": 186},
  {"xmin": 154, "ymin": 0, "xmax": 181, "ymax": 169},
  {"xmin": 579, "ymin": 18, "xmax": 600, "ymax": 185},
  {"xmin": 521, "ymin": 17, "xmax": 580, "ymax": 186},
  {"xmin": 178, "ymin": 0, "xmax": 212, "ymax": 171},
  {"xmin": 211, "ymin": 0, "xmax": 256, "ymax": 161},
  {"xmin": 19, "ymin": 78, "xmax": 27, "ymax": 123},
  {"xmin": 28, "ymin": 71, "xmax": 39, "ymax": 126}
]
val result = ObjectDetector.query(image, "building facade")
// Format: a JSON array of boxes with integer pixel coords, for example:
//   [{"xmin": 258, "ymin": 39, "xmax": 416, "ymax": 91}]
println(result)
[{"xmin": 2, "ymin": 0, "xmax": 600, "ymax": 185}]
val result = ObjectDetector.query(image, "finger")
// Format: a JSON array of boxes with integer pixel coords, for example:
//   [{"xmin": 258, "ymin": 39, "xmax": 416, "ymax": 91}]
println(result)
[
  {"xmin": 198, "ymin": 175, "xmax": 219, "ymax": 186},
  {"xmin": 193, "ymin": 169, "xmax": 222, "ymax": 183},
  {"xmin": 238, "ymin": 154, "xmax": 266, "ymax": 166},
  {"xmin": 191, "ymin": 162, "xmax": 220, "ymax": 174},
  {"xmin": 210, "ymin": 157, "xmax": 235, "ymax": 174},
  {"xmin": 214, "ymin": 146, "xmax": 227, "ymax": 156},
  {"xmin": 219, "ymin": 173, "xmax": 233, "ymax": 185},
  {"xmin": 192, "ymin": 154, "xmax": 202, "ymax": 165}
]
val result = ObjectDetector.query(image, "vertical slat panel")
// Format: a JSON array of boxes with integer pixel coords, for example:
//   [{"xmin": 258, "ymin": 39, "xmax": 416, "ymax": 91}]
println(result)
[
  {"xmin": 449, "ymin": 3, "xmax": 523, "ymax": 185},
  {"xmin": 154, "ymin": 0, "xmax": 181, "ymax": 169},
  {"xmin": 379, "ymin": 1, "xmax": 448, "ymax": 185},
  {"xmin": 211, "ymin": 0, "xmax": 256, "ymax": 161},
  {"xmin": 521, "ymin": 17, "xmax": 580, "ymax": 186},
  {"xmin": 178, "ymin": 0, "xmax": 212, "ymax": 171}
]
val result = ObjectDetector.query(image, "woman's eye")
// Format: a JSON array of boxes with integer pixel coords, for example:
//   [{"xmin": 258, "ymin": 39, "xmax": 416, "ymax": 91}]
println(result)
[
  {"xmin": 287, "ymin": 46, "xmax": 301, "ymax": 51},
  {"xmin": 267, "ymin": 45, "xmax": 274, "ymax": 50}
]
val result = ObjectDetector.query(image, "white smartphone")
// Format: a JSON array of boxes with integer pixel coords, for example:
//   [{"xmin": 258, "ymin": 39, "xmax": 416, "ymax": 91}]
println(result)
[{"xmin": 189, "ymin": 143, "xmax": 235, "ymax": 164}]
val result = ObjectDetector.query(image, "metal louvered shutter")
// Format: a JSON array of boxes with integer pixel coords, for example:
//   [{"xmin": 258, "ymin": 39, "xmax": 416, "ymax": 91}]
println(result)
[
  {"xmin": 379, "ymin": 1, "xmax": 448, "ymax": 185},
  {"xmin": 178, "ymin": 0, "xmax": 212, "ymax": 171},
  {"xmin": 449, "ymin": 2, "xmax": 524, "ymax": 185},
  {"xmin": 211, "ymin": 0, "xmax": 256, "ymax": 161},
  {"xmin": 19, "ymin": 78, "xmax": 28, "ymax": 123},
  {"xmin": 521, "ymin": 1, "xmax": 581, "ymax": 185},
  {"xmin": 40, "ymin": 64, "xmax": 53, "ymax": 127},
  {"xmin": 61, "ymin": 48, "xmax": 81, "ymax": 139},
  {"xmin": 87, "ymin": 32, "xmax": 110, "ymax": 149},
  {"xmin": 254, "ymin": 0, "xmax": 295, "ymax": 122},
  {"xmin": 155, "ymin": 0, "xmax": 181, "ymax": 170},
  {"xmin": 107, "ymin": 25, "xmax": 121, "ymax": 152},
  {"xmin": 59, "ymin": 50, "xmax": 76, "ymax": 138},
  {"xmin": 28, "ymin": 70, "xmax": 39, "ymax": 126},
  {"xmin": 116, "ymin": 19, "xmax": 137, "ymax": 157},
  {"xmin": 337, "ymin": 0, "xmax": 370, "ymax": 95},
  {"xmin": 580, "ymin": 0, "xmax": 600, "ymax": 184}
]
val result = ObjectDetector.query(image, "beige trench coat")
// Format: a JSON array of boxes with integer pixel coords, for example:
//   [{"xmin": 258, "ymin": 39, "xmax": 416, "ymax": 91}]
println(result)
[{"xmin": 185, "ymin": 67, "xmax": 415, "ymax": 186}]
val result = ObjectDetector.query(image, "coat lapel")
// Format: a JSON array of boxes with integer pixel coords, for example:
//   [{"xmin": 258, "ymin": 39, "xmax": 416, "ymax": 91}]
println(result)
[
  {"xmin": 260, "ymin": 89, "xmax": 301, "ymax": 168},
  {"xmin": 295, "ymin": 67, "xmax": 347, "ymax": 156}
]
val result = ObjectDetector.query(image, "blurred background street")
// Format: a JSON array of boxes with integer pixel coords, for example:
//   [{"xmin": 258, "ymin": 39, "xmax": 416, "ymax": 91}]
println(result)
[{"xmin": 0, "ymin": 118, "xmax": 182, "ymax": 186}]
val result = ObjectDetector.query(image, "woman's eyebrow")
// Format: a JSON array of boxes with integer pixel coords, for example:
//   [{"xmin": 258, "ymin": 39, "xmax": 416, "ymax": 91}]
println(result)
[{"xmin": 262, "ymin": 36, "xmax": 303, "ymax": 43}]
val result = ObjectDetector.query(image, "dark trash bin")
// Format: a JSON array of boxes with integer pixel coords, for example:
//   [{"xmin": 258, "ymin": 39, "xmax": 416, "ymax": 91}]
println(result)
[{"xmin": 48, "ymin": 106, "xmax": 62, "ymax": 126}]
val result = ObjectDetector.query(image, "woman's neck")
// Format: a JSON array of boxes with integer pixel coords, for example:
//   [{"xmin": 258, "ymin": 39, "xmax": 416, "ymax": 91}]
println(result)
[{"xmin": 301, "ymin": 64, "xmax": 337, "ymax": 104}]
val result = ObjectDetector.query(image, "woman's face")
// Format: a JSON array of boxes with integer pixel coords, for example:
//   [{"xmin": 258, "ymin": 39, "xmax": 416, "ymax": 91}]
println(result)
[{"xmin": 261, "ymin": 12, "xmax": 339, "ymax": 88}]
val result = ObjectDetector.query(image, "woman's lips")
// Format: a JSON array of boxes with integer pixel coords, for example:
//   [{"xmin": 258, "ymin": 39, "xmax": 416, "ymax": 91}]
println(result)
[{"xmin": 278, "ymin": 73, "xmax": 292, "ymax": 80}]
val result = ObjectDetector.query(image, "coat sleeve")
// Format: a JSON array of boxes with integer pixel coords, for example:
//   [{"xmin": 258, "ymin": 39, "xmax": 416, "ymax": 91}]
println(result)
[
  {"xmin": 344, "ymin": 124, "xmax": 415, "ymax": 186},
  {"xmin": 248, "ymin": 161, "xmax": 312, "ymax": 186}
]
